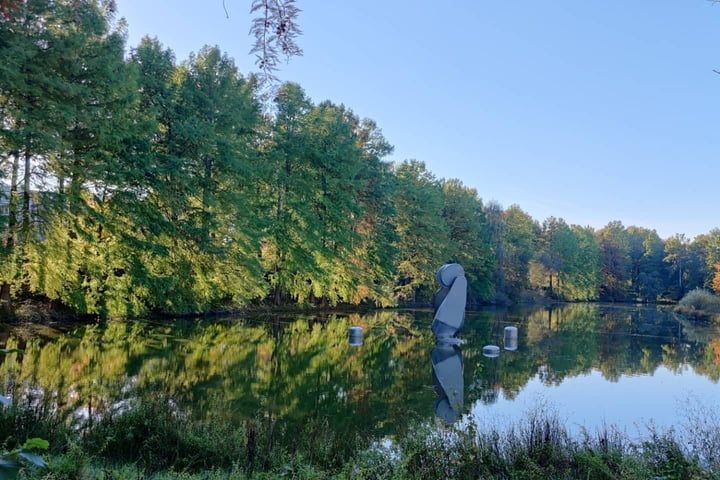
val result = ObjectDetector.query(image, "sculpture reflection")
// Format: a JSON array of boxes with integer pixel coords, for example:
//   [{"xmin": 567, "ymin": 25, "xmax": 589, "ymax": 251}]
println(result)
[
  {"xmin": 431, "ymin": 342, "xmax": 463, "ymax": 423},
  {"xmin": 431, "ymin": 263, "xmax": 467, "ymax": 423}
]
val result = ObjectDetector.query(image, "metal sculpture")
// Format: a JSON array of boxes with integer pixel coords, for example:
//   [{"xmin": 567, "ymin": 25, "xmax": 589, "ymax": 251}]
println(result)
[
  {"xmin": 431, "ymin": 263, "xmax": 467, "ymax": 342},
  {"xmin": 431, "ymin": 263, "xmax": 467, "ymax": 422}
]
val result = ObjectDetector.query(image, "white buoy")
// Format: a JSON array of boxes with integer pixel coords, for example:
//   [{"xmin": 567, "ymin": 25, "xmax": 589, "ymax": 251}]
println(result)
[
  {"xmin": 349, "ymin": 326, "xmax": 363, "ymax": 346},
  {"xmin": 504, "ymin": 326, "xmax": 518, "ymax": 351},
  {"xmin": 483, "ymin": 345, "xmax": 500, "ymax": 358}
]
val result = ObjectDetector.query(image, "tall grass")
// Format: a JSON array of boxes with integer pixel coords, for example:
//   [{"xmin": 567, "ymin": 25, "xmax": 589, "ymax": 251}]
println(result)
[{"xmin": 2, "ymin": 392, "xmax": 720, "ymax": 479}]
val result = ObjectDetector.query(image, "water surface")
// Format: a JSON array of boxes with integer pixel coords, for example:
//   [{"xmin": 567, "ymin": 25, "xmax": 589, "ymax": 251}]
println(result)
[{"xmin": 1, "ymin": 304, "xmax": 718, "ymax": 440}]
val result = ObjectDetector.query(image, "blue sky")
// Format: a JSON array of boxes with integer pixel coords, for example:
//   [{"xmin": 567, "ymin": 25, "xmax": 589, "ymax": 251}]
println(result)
[{"xmin": 115, "ymin": 1, "xmax": 720, "ymax": 240}]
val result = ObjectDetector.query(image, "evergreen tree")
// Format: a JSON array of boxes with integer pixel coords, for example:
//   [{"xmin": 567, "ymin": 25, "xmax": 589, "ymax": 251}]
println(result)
[
  {"xmin": 0, "ymin": 0, "xmax": 68, "ymax": 308},
  {"xmin": 153, "ymin": 45, "xmax": 266, "ymax": 312},
  {"xmin": 260, "ymin": 82, "xmax": 319, "ymax": 305},
  {"xmin": 347, "ymin": 118, "xmax": 397, "ymax": 306},
  {"xmin": 0, "ymin": 0, "xmax": 145, "ymax": 315},
  {"xmin": 301, "ymin": 101, "xmax": 366, "ymax": 304},
  {"xmin": 501, "ymin": 205, "xmax": 539, "ymax": 301},
  {"xmin": 391, "ymin": 160, "xmax": 449, "ymax": 303}
]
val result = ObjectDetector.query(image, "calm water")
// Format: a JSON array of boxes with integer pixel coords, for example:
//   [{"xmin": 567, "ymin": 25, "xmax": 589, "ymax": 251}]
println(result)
[{"xmin": 1, "ymin": 304, "xmax": 719, "ymax": 440}]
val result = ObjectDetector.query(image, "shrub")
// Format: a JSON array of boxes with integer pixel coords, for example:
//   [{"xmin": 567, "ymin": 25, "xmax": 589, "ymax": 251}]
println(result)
[
  {"xmin": 678, "ymin": 288, "xmax": 720, "ymax": 314},
  {"xmin": 641, "ymin": 428, "xmax": 707, "ymax": 480}
]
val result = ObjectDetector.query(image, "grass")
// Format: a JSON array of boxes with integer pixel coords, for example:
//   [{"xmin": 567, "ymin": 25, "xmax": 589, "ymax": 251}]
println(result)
[{"xmin": 2, "ymin": 393, "xmax": 720, "ymax": 479}]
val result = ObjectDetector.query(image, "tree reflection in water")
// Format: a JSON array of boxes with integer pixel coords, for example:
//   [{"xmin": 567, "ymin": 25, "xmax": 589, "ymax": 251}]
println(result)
[{"xmin": 1, "ymin": 304, "xmax": 719, "ymax": 440}]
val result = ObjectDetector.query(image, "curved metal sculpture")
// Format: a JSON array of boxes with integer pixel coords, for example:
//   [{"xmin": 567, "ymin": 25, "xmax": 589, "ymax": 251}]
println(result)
[
  {"xmin": 431, "ymin": 263, "xmax": 467, "ymax": 342},
  {"xmin": 430, "ymin": 263, "xmax": 467, "ymax": 422}
]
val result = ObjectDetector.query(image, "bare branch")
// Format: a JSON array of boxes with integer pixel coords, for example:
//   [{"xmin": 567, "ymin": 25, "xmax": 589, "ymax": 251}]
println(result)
[{"xmin": 249, "ymin": 0, "xmax": 302, "ymax": 87}]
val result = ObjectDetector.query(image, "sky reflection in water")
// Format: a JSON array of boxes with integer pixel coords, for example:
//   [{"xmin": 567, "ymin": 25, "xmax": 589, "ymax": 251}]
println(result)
[
  {"xmin": 469, "ymin": 365, "xmax": 720, "ymax": 438},
  {"xmin": 1, "ymin": 304, "xmax": 719, "ymax": 441}
]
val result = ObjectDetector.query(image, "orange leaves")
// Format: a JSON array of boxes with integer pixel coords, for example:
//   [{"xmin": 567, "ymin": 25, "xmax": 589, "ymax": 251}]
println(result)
[{"xmin": 712, "ymin": 262, "xmax": 720, "ymax": 295}]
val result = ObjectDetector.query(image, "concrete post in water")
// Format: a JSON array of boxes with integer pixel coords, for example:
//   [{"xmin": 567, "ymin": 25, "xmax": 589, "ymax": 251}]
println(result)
[
  {"xmin": 349, "ymin": 326, "xmax": 363, "ymax": 346},
  {"xmin": 504, "ymin": 326, "xmax": 518, "ymax": 351},
  {"xmin": 482, "ymin": 345, "xmax": 500, "ymax": 358}
]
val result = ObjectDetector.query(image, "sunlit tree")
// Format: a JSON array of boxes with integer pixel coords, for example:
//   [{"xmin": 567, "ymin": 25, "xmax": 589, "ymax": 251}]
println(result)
[
  {"xmin": 441, "ymin": 179, "xmax": 494, "ymax": 303},
  {"xmin": 392, "ymin": 160, "xmax": 449, "ymax": 303},
  {"xmin": 664, "ymin": 233, "xmax": 690, "ymax": 300},
  {"xmin": 597, "ymin": 221, "xmax": 631, "ymax": 301}
]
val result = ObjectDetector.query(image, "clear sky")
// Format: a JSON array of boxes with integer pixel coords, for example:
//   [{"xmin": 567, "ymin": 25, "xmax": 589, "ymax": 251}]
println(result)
[{"xmin": 115, "ymin": 1, "xmax": 720, "ymax": 240}]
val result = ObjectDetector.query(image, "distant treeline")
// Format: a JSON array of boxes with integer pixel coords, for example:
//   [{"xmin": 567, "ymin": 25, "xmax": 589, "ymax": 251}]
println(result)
[{"xmin": 1, "ymin": 1, "xmax": 719, "ymax": 317}]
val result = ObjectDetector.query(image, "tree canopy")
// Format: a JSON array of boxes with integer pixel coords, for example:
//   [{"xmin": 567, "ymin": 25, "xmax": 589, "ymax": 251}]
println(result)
[{"xmin": 1, "ymin": 0, "xmax": 718, "ymax": 317}]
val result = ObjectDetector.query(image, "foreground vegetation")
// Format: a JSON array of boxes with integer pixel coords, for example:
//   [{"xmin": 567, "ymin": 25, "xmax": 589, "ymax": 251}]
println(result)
[{"xmin": 1, "ymin": 392, "xmax": 719, "ymax": 479}]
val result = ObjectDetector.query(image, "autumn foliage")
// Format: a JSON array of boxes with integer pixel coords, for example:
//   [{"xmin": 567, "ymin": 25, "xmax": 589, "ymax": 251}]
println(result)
[{"xmin": 713, "ymin": 262, "xmax": 720, "ymax": 295}]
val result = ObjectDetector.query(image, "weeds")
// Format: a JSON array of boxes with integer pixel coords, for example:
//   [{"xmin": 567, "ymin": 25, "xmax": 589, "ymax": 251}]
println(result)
[{"xmin": 3, "ymin": 393, "xmax": 720, "ymax": 479}]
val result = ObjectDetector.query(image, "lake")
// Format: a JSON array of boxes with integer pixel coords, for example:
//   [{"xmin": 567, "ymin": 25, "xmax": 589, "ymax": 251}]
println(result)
[{"xmin": 1, "ymin": 304, "xmax": 719, "ymax": 443}]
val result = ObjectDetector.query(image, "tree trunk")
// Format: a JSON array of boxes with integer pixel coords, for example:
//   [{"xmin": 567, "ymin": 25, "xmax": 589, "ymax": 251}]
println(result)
[
  {"xmin": 202, "ymin": 155, "xmax": 213, "ymax": 235},
  {"xmin": 548, "ymin": 273, "xmax": 553, "ymax": 297},
  {"xmin": 21, "ymin": 149, "xmax": 31, "ymax": 244},
  {"xmin": 6, "ymin": 150, "xmax": 19, "ymax": 249}
]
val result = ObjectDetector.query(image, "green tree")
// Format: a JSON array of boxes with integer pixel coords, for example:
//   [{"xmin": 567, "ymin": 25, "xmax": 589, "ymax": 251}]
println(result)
[
  {"xmin": 565, "ymin": 225, "xmax": 600, "ymax": 300},
  {"xmin": 441, "ymin": 179, "xmax": 493, "ymax": 304},
  {"xmin": 260, "ymin": 82, "xmax": 318, "ymax": 305},
  {"xmin": 530, "ymin": 217, "xmax": 572, "ymax": 299},
  {"xmin": 154, "ymin": 45, "xmax": 266, "ymax": 312},
  {"xmin": 0, "ymin": 0, "xmax": 71, "ymax": 310},
  {"xmin": 300, "ymin": 101, "xmax": 367, "ymax": 304},
  {"xmin": 484, "ymin": 201, "xmax": 507, "ymax": 302},
  {"xmin": 626, "ymin": 226, "xmax": 666, "ymax": 302},
  {"xmin": 340, "ymin": 118, "xmax": 397, "ymax": 306},
  {"xmin": 690, "ymin": 228, "xmax": 720, "ymax": 291},
  {"xmin": 597, "ymin": 221, "xmax": 631, "ymax": 301},
  {"xmin": 664, "ymin": 233, "xmax": 690, "ymax": 300},
  {"xmin": 0, "ymin": 0, "xmax": 148, "ymax": 316},
  {"xmin": 530, "ymin": 218, "xmax": 599, "ymax": 301},
  {"xmin": 392, "ymin": 160, "xmax": 450, "ymax": 303},
  {"xmin": 500, "ymin": 204, "xmax": 540, "ymax": 302}
]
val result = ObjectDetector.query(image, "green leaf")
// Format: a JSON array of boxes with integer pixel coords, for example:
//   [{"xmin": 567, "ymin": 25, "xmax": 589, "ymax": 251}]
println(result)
[
  {"xmin": 22, "ymin": 438, "xmax": 49, "ymax": 451},
  {"xmin": 18, "ymin": 451, "xmax": 47, "ymax": 468}
]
